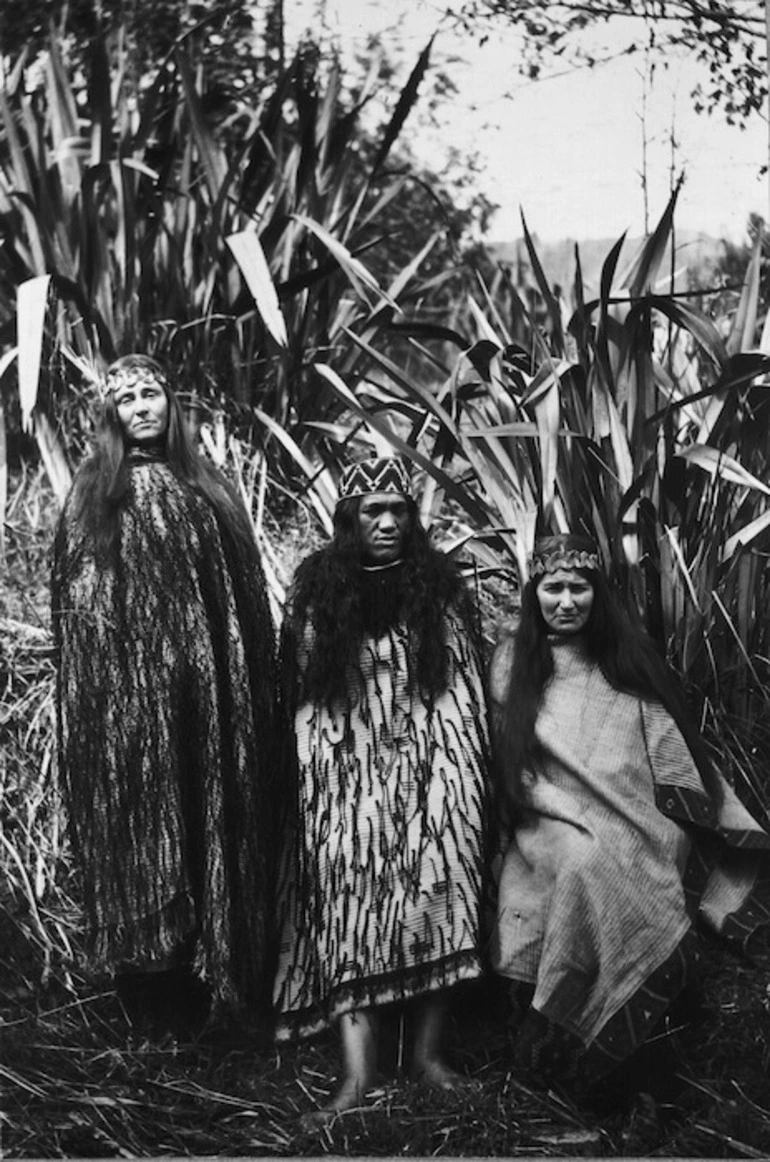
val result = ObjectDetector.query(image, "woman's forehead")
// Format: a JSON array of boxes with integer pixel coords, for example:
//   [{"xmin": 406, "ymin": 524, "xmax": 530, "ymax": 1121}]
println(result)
[
  {"xmin": 359, "ymin": 491, "xmax": 408, "ymax": 508},
  {"xmin": 537, "ymin": 567, "xmax": 590, "ymax": 585}
]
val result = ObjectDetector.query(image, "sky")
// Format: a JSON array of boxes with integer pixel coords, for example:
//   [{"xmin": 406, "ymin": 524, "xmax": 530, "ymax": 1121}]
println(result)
[{"xmin": 283, "ymin": 0, "xmax": 768, "ymax": 244}]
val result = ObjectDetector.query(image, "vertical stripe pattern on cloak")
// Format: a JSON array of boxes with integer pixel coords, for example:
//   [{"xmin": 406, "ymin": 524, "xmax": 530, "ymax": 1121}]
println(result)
[{"xmin": 51, "ymin": 452, "xmax": 276, "ymax": 1006}]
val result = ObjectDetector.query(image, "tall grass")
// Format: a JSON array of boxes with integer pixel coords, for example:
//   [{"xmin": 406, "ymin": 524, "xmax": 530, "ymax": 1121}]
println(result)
[
  {"xmin": 2, "ymin": 27, "xmax": 770, "ymax": 1158},
  {"xmin": 308, "ymin": 191, "xmax": 770, "ymax": 812},
  {"xmin": 2, "ymin": 11, "xmax": 769, "ymax": 993},
  {"xmin": 1, "ymin": 29, "xmax": 454, "ymax": 505}
]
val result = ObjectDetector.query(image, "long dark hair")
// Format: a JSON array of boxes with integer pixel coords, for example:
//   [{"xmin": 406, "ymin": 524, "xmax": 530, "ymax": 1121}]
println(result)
[
  {"xmin": 285, "ymin": 495, "xmax": 470, "ymax": 708},
  {"xmin": 68, "ymin": 355, "xmax": 253, "ymax": 560},
  {"xmin": 501, "ymin": 533, "xmax": 720, "ymax": 811}
]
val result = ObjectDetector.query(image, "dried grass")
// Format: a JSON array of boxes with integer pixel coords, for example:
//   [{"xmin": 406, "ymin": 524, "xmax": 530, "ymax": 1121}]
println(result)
[
  {"xmin": 3, "ymin": 469, "xmax": 770, "ymax": 1158},
  {"xmin": 3, "ymin": 935, "xmax": 770, "ymax": 1158}
]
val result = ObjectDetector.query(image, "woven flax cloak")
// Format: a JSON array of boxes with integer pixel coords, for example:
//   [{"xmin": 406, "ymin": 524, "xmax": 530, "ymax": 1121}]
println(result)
[
  {"xmin": 273, "ymin": 573, "xmax": 491, "ymax": 1039},
  {"xmin": 490, "ymin": 634, "xmax": 770, "ymax": 1079},
  {"xmin": 52, "ymin": 455, "xmax": 276, "ymax": 1004}
]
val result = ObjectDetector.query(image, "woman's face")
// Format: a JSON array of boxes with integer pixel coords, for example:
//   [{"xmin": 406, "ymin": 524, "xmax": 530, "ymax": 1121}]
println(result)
[
  {"xmin": 536, "ymin": 567, "xmax": 595, "ymax": 634},
  {"xmin": 113, "ymin": 375, "xmax": 169, "ymax": 445},
  {"xmin": 358, "ymin": 492, "xmax": 410, "ymax": 563}
]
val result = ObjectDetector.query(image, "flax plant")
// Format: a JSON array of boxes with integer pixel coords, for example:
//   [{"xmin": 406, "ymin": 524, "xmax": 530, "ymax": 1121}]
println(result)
[
  {"xmin": 310, "ymin": 190, "xmax": 770, "ymax": 804},
  {"xmin": 1, "ymin": 29, "xmax": 444, "ymax": 506},
  {"xmin": 1, "ymin": 25, "xmax": 458, "ymax": 987}
]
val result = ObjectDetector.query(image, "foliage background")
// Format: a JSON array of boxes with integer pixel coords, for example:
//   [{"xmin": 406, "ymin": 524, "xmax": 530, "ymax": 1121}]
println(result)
[{"xmin": 2, "ymin": 2, "xmax": 770, "ymax": 1155}]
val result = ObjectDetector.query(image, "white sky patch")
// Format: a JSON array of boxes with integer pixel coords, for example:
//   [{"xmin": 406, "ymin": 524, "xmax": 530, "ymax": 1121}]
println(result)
[{"xmin": 283, "ymin": 0, "xmax": 767, "ymax": 243}]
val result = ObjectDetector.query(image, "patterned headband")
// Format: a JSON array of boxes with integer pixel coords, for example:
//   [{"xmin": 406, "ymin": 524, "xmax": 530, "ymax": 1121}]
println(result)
[
  {"xmin": 529, "ymin": 547, "xmax": 601, "ymax": 577},
  {"xmin": 105, "ymin": 365, "xmax": 168, "ymax": 397},
  {"xmin": 338, "ymin": 457, "xmax": 413, "ymax": 502}
]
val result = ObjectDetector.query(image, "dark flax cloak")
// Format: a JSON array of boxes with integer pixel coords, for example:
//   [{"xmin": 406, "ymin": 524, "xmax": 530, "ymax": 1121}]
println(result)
[{"xmin": 51, "ymin": 454, "xmax": 276, "ymax": 1005}]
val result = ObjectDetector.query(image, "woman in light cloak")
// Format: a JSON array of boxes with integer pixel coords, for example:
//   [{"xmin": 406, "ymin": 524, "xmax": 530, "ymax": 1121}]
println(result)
[{"xmin": 491, "ymin": 533, "xmax": 770, "ymax": 1093}]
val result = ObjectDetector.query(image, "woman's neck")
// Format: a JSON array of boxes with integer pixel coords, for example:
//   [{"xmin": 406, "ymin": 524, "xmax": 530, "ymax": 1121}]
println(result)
[
  {"xmin": 548, "ymin": 631, "xmax": 589, "ymax": 647},
  {"xmin": 127, "ymin": 442, "xmax": 166, "ymax": 461},
  {"xmin": 362, "ymin": 558, "xmax": 404, "ymax": 573}
]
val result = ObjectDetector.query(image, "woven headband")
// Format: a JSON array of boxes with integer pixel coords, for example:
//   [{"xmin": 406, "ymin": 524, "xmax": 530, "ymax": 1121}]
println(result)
[
  {"xmin": 529, "ymin": 547, "xmax": 601, "ymax": 577},
  {"xmin": 338, "ymin": 457, "xmax": 413, "ymax": 502},
  {"xmin": 105, "ymin": 365, "xmax": 168, "ymax": 397}
]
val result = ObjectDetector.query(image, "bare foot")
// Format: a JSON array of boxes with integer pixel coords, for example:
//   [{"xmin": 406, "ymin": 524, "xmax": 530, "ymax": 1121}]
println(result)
[
  {"xmin": 412, "ymin": 1056, "xmax": 471, "ymax": 1090},
  {"xmin": 301, "ymin": 1075, "xmax": 372, "ymax": 1128},
  {"xmin": 323, "ymin": 1074, "xmax": 371, "ymax": 1113}
]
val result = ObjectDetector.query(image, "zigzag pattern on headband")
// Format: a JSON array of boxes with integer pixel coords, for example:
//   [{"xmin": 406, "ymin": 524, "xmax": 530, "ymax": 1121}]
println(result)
[{"xmin": 338, "ymin": 457, "xmax": 413, "ymax": 501}]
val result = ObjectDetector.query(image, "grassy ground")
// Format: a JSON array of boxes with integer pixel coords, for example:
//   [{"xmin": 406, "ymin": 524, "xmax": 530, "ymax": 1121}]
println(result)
[
  {"xmin": 2, "ymin": 923, "xmax": 770, "ymax": 1158},
  {"xmin": 2, "ymin": 470, "xmax": 770, "ymax": 1158}
]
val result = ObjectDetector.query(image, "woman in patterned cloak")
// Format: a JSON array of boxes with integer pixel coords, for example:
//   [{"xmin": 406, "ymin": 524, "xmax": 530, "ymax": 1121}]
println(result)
[
  {"xmin": 273, "ymin": 457, "xmax": 491, "ymax": 1118},
  {"xmin": 52, "ymin": 354, "xmax": 276, "ymax": 1014},
  {"xmin": 490, "ymin": 532, "xmax": 770, "ymax": 1094}
]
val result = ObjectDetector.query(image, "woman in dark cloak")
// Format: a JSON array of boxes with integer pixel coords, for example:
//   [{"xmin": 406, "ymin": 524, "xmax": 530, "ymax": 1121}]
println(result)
[
  {"xmin": 490, "ymin": 532, "xmax": 770, "ymax": 1096},
  {"xmin": 52, "ymin": 354, "xmax": 276, "ymax": 1014}
]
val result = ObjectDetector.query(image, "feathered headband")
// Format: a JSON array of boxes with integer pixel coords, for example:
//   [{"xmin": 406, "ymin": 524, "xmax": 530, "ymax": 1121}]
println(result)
[
  {"xmin": 529, "ymin": 546, "xmax": 601, "ymax": 577},
  {"xmin": 338, "ymin": 457, "xmax": 413, "ymax": 502}
]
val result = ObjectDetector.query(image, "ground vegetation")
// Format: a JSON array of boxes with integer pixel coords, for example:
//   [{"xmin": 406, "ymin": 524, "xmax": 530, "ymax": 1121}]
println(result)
[{"xmin": 2, "ymin": 15, "xmax": 770, "ymax": 1157}]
